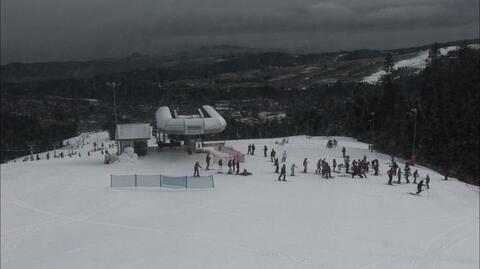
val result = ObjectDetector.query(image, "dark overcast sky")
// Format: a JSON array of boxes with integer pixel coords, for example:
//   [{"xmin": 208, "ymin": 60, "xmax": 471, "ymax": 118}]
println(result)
[{"xmin": 1, "ymin": 0, "xmax": 479, "ymax": 63}]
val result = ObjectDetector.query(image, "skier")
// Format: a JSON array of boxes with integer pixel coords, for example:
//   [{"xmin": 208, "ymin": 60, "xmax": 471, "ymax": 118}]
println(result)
[
  {"xmin": 264, "ymin": 145, "xmax": 268, "ymax": 157},
  {"xmin": 290, "ymin": 164, "xmax": 298, "ymax": 176},
  {"xmin": 194, "ymin": 161, "xmax": 202, "ymax": 177},
  {"xmin": 416, "ymin": 180, "xmax": 425, "ymax": 195},
  {"xmin": 281, "ymin": 150, "xmax": 287, "ymax": 162},
  {"xmin": 404, "ymin": 163, "xmax": 411, "ymax": 183},
  {"xmin": 425, "ymin": 174, "xmax": 431, "ymax": 189},
  {"xmin": 87, "ymin": 151, "xmax": 90, "ymax": 157},
  {"xmin": 413, "ymin": 169, "xmax": 419, "ymax": 183},
  {"xmin": 36, "ymin": 154, "xmax": 40, "ymax": 161},
  {"xmin": 303, "ymin": 158, "xmax": 308, "ymax": 173},
  {"xmin": 251, "ymin": 144, "xmax": 255, "ymax": 155},
  {"xmin": 274, "ymin": 158, "xmax": 280, "ymax": 173},
  {"xmin": 344, "ymin": 156, "xmax": 350, "ymax": 173},
  {"xmin": 332, "ymin": 158, "xmax": 337, "ymax": 172},
  {"xmin": 227, "ymin": 160, "xmax": 233, "ymax": 174},
  {"xmin": 270, "ymin": 149, "xmax": 276, "ymax": 162},
  {"xmin": 247, "ymin": 144, "xmax": 252, "ymax": 155},
  {"xmin": 324, "ymin": 164, "xmax": 332, "ymax": 179},
  {"xmin": 342, "ymin": 147, "xmax": 346, "ymax": 158},
  {"xmin": 397, "ymin": 167, "xmax": 402, "ymax": 184},
  {"xmin": 46, "ymin": 152, "xmax": 50, "ymax": 160},
  {"xmin": 443, "ymin": 169, "xmax": 449, "ymax": 180},
  {"xmin": 387, "ymin": 167, "xmax": 394, "ymax": 185},
  {"xmin": 218, "ymin": 159, "xmax": 223, "ymax": 173},
  {"xmin": 278, "ymin": 164, "xmax": 287, "ymax": 181},
  {"xmin": 315, "ymin": 159, "xmax": 322, "ymax": 174},
  {"xmin": 372, "ymin": 159, "xmax": 379, "ymax": 176},
  {"xmin": 236, "ymin": 159, "xmax": 240, "ymax": 175},
  {"xmin": 232, "ymin": 159, "xmax": 237, "ymax": 173},
  {"xmin": 205, "ymin": 152, "xmax": 211, "ymax": 170}
]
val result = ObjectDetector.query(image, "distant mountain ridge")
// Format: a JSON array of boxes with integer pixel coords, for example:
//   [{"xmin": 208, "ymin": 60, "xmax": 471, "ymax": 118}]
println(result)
[{"xmin": 1, "ymin": 39, "xmax": 477, "ymax": 83}]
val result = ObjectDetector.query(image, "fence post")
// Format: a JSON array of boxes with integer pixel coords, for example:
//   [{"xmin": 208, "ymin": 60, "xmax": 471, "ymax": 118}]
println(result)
[
  {"xmin": 185, "ymin": 176, "xmax": 188, "ymax": 189},
  {"xmin": 135, "ymin": 174, "xmax": 137, "ymax": 188},
  {"xmin": 211, "ymin": 175, "xmax": 214, "ymax": 188}
]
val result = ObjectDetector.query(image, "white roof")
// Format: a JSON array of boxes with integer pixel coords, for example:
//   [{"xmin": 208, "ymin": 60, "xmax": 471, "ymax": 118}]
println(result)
[{"xmin": 116, "ymin": 123, "xmax": 151, "ymax": 140}]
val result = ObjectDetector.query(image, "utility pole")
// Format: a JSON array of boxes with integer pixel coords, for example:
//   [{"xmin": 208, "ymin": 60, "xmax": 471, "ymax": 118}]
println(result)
[
  {"xmin": 106, "ymin": 82, "xmax": 121, "ymax": 154},
  {"xmin": 411, "ymin": 108, "xmax": 417, "ymax": 158},
  {"xmin": 369, "ymin": 112, "xmax": 375, "ymax": 152}
]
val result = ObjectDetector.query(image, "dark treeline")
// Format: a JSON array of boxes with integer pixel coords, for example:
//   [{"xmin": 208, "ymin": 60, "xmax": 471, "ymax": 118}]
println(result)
[{"xmin": 1, "ymin": 45, "xmax": 478, "ymax": 184}]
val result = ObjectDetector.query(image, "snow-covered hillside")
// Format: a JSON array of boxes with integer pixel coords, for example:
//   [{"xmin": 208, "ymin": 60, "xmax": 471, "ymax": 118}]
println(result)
[
  {"xmin": 1, "ymin": 133, "xmax": 479, "ymax": 269},
  {"xmin": 362, "ymin": 44, "xmax": 479, "ymax": 84}
]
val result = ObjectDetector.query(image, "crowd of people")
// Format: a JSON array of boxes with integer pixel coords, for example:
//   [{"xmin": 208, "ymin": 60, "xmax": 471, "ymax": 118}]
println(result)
[{"xmin": 193, "ymin": 138, "xmax": 444, "ymax": 197}]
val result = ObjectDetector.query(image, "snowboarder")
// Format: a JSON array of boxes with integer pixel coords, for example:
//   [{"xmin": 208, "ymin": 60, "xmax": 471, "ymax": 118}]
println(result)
[
  {"xmin": 278, "ymin": 164, "xmax": 287, "ymax": 181},
  {"xmin": 425, "ymin": 175, "xmax": 430, "ymax": 189},
  {"xmin": 303, "ymin": 158, "xmax": 308, "ymax": 173},
  {"xmin": 342, "ymin": 147, "xmax": 346, "ymax": 158},
  {"xmin": 290, "ymin": 164, "xmax": 298, "ymax": 176},
  {"xmin": 281, "ymin": 150, "xmax": 287, "ymax": 162},
  {"xmin": 239, "ymin": 169, "xmax": 252, "ymax": 176},
  {"xmin": 332, "ymin": 158, "xmax": 337, "ymax": 172},
  {"xmin": 218, "ymin": 159, "xmax": 223, "ymax": 173},
  {"xmin": 205, "ymin": 153, "xmax": 211, "ymax": 170},
  {"xmin": 194, "ymin": 161, "xmax": 202, "ymax": 177},
  {"xmin": 264, "ymin": 145, "xmax": 268, "ymax": 157},
  {"xmin": 251, "ymin": 144, "xmax": 255, "ymax": 155},
  {"xmin": 416, "ymin": 180, "xmax": 424, "ymax": 195},
  {"xmin": 413, "ymin": 169, "xmax": 419, "ymax": 183},
  {"xmin": 270, "ymin": 149, "xmax": 276, "ymax": 162},
  {"xmin": 274, "ymin": 158, "xmax": 280, "ymax": 173}
]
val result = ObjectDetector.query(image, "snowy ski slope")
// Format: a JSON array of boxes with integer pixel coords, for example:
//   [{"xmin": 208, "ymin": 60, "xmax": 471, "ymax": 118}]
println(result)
[
  {"xmin": 1, "ymin": 133, "xmax": 478, "ymax": 269},
  {"xmin": 362, "ymin": 45, "xmax": 479, "ymax": 84}
]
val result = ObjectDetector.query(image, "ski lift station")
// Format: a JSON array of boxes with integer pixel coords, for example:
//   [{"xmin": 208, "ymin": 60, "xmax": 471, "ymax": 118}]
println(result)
[{"xmin": 155, "ymin": 105, "xmax": 227, "ymax": 153}]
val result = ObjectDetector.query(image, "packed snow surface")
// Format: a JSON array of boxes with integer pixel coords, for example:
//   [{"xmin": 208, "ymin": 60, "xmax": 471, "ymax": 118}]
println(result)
[{"xmin": 2, "ymin": 133, "xmax": 479, "ymax": 269}]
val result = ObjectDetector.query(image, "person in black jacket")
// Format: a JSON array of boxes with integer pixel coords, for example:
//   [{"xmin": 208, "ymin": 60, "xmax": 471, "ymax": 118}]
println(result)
[
  {"xmin": 274, "ymin": 158, "xmax": 280, "ymax": 173},
  {"xmin": 264, "ymin": 145, "xmax": 268, "ymax": 157},
  {"xmin": 416, "ymin": 180, "xmax": 424, "ymax": 195},
  {"xmin": 278, "ymin": 164, "xmax": 287, "ymax": 181}
]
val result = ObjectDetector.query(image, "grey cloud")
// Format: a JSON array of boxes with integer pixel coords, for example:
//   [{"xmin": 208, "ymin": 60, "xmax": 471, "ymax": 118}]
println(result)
[{"xmin": 1, "ymin": 0, "xmax": 478, "ymax": 63}]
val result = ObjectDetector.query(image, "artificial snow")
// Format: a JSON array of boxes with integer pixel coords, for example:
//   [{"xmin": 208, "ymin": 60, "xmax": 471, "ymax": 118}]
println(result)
[{"xmin": 1, "ymin": 133, "xmax": 479, "ymax": 269}]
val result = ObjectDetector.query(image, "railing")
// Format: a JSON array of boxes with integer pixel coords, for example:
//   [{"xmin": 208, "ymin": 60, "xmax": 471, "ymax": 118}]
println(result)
[{"xmin": 110, "ymin": 174, "xmax": 214, "ymax": 189}]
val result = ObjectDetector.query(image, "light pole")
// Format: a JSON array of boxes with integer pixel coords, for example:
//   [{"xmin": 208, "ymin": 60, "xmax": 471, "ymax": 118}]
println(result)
[
  {"xmin": 106, "ymin": 82, "xmax": 121, "ymax": 154},
  {"xmin": 411, "ymin": 108, "xmax": 417, "ymax": 158},
  {"xmin": 369, "ymin": 112, "xmax": 375, "ymax": 152}
]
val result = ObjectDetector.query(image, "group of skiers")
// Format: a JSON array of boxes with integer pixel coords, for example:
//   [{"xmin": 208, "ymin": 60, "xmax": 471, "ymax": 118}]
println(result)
[
  {"xmin": 195, "ymin": 140, "xmax": 443, "ymax": 197},
  {"xmin": 246, "ymin": 144, "xmax": 256, "ymax": 155}
]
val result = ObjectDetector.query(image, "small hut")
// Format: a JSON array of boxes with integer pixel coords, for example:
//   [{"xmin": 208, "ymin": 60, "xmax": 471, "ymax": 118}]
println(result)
[{"xmin": 116, "ymin": 123, "xmax": 151, "ymax": 155}]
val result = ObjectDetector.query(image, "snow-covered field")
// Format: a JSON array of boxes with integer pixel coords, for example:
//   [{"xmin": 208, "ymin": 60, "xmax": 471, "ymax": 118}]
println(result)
[
  {"xmin": 1, "ymin": 133, "xmax": 479, "ymax": 269},
  {"xmin": 362, "ymin": 44, "xmax": 479, "ymax": 84}
]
